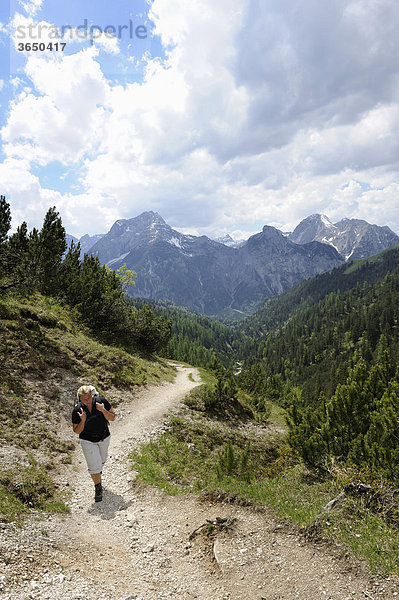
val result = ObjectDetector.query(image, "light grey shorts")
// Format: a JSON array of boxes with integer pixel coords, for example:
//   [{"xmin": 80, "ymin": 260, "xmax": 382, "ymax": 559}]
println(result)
[{"xmin": 80, "ymin": 436, "xmax": 110, "ymax": 474}]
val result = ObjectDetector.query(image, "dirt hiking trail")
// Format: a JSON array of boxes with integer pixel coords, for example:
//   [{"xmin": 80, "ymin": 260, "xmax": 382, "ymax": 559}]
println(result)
[{"xmin": 1, "ymin": 365, "xmax": 398, "ymax": 600}]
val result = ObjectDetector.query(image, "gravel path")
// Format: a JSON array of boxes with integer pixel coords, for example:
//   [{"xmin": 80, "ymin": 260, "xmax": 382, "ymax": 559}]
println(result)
[{"xmin": 1, "ymin": 365, "xmax": 398, "ymax": 600}]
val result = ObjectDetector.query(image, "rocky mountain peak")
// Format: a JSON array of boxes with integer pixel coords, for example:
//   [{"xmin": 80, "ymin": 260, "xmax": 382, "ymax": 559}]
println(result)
[
  {"xmin": 290, "ymin": 214, "xmax": 399, "ymax": 261},
  {"xmin": 109, "ymin": 211, "xmax": 168, "ymax": 236},
  {"xmin": 213, "ymin": 234, "xmax": 247, "ymax": 249},
  {"xmin": 289, "ymin": 214, "xmax": 336, "ymax": 245},
  {"xmin": 261, "ymin": 225, "xmax": 284, "ymax": 237},
  {"xmin": 310, "ymin": 213, "xmax": 333, "ymax": 225},
  {"xmin": 80, "ymin": 210, "xmax": 399, "ymax": 318}
]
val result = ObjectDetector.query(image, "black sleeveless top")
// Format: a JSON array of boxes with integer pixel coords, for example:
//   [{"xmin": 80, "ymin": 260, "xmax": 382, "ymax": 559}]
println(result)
[{"xmin": 71, "ymin": 396, "xmax": 111, "ymax": 442}]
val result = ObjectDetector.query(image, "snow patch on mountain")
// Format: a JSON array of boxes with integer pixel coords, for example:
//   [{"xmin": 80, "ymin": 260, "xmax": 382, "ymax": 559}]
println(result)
[
  {"xmin": 106, "ymin": 252, "xmax": 130, "ymax": 267},
  {"xmin": 169, "ymin": 237, "xmax": 183, "ymax": 248},
  {"xmin": 320, "ymin": 214, "xmax": 335, "ymax": 228}
]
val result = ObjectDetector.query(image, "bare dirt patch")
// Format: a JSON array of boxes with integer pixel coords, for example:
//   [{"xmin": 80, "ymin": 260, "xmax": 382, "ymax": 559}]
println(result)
[{"xmin": 1, "ymin": 365, "xmax": 398, "ymax": 600}]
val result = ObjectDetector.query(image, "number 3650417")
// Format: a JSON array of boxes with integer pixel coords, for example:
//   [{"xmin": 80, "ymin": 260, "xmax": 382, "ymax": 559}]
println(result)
[{"xmin": 18, "ymin": 42, "xmax": 67, "ymax": 51}]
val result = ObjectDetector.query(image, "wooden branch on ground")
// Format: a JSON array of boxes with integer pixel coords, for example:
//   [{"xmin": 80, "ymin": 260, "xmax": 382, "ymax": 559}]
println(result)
[
  {"xmin": 321, "ymin": 482, "xmax": 372, "ymax": 514},
  {"xmin": 189, "ymin": 516, "xmax": 236, "ymax": 541},
  {"xmin": 321, "ymin": 490, "xmax": 346, "ymax": 513}
]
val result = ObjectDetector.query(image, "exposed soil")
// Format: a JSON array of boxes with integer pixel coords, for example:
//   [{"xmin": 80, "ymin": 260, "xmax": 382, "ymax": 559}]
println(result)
[{"xmin": 1, "ymin": 365, "xmax": 398, "ymax": 600}]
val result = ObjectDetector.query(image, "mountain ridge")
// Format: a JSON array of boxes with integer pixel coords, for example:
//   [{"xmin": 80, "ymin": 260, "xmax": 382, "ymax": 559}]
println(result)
[
  {"xmin": 65, "ymin": 210, "xmax": 399, "ymax": 319},
  {"xmin": 88, "ymin": 211, "xmax": 343, "ymax": 317},
  {"xmin": 289, "ymin": 213, "xmax": 399, "ymax": 260}
]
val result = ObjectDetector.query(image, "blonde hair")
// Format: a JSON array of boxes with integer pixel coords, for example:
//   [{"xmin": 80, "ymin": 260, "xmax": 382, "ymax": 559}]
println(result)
[{"xmin": 77, "ymin": 385, "xmax": 92, "ymax": 401}]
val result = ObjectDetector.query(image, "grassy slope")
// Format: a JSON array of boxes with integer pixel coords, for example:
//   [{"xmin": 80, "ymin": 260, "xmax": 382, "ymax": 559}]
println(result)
[
  {"xmin": 0, "ymin": 293, "xmax": 175, "ymax": 522},
  {"xmin": 131, "ymin": 382, "xmax": 399, "ymax": 577}
]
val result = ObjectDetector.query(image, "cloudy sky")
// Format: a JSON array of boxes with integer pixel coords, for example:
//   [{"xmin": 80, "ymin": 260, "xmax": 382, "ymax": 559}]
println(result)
[{"xmin": 0, "ymin": 0, "xmax": 398, "ymax": 240}]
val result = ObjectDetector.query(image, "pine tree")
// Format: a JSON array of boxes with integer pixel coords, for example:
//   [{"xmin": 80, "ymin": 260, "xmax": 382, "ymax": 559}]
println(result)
[
  {"xmin": 131, "ymin": 304, "xmax": 172, "ymax": 352},
  {"xmin": 0, "ymin": 196, "xmax": 12, "ymax": 283},
  {"xmin": 326, "ymin": 359, "xmax": 373, "ymax": 459},
  {"xmin": 14, "ymin": 208, "xmax": 67, "ymax": 294},
  {"xmin": 0, "ymin": 195, "xmax": 11, "ymax": 245},
  {"xmin": 37, "ymin": 207, "xmax": 67, "ymax": 294},
  {"xmin": 217, "ymin": 441, "xmax": 236, "ymax": 479},
  {"xmin": 59, "ymin": 241, "xmax": 82, "ymax": 305},
  {"xmin": 3, "ymin": 222, "xmax": 29, "ymax": 287},
  {"xmin": 286, "ymin": 402, "xmax": 328, "ymax": 470},
  {"xmin": 8, "ymin": 222, "xmax": 29, "ymax": 255},
  {"xmin": 363, "ymin": 378, "xmax": 399, "ymax": 481}
]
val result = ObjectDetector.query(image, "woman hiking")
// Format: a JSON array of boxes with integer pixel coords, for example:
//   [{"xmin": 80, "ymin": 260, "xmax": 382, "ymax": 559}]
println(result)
[{"xmin": 72, "ymin": 385, "xmax": 116, "ymax": 502}]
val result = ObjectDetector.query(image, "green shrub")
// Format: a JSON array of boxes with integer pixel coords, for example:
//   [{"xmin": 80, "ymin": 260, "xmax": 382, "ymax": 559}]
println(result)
[
  {"xmin": 0, "ymin": 485, "xmax": 27, "ymax": 522},
  {"xmin": 0, "ymin": 459, "xmax": 55, "ymax": 508}
]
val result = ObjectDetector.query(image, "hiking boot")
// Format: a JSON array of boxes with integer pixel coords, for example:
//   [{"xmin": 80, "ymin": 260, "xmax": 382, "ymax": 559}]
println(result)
[{"xmin": 94, "ymin": 482, "xmax": 103, "ymax": 502}]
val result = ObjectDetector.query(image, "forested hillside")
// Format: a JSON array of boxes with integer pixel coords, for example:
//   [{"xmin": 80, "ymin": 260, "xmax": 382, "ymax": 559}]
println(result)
[
  {"xmin": 129, "ymin": 298, "xmax": 234, "ymax": 368},
  {"xmin": 237, "ymin": 248, "xmax": 399, "ymax": 401},
  {"xmin": 236, "ymin": 246, "xmax": 399, "ymax": 485},
  {"xmin": 239, "ymin": 244, "xmax": 399, "ymax": 339}
]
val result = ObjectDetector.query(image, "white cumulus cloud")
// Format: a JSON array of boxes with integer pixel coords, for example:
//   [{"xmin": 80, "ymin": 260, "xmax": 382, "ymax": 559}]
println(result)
[
  {"xmin": 2, "ymin": 47, "xmax": 110, "ymax": 166},
  {"xmin": 19, "ymin": 0, "xmax": 43, "ymax": 18},
  {"xmin": 2, "ymin": 0, "xmax": 399, "ymax": 237}
]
